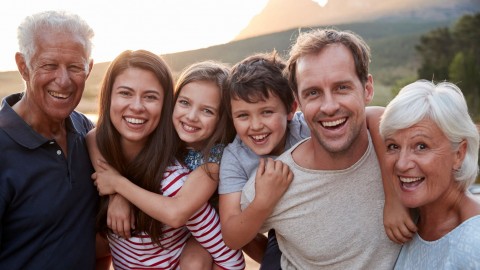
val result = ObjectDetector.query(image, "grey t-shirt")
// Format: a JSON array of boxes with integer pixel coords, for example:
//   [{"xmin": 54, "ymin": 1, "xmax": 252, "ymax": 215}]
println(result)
[
  {"xmin": 241, "ymin": 135, "xmax": 401, "ymax": 269},
  {"xmin": 219, "ymin": 112, "xmax": 309, "ymax": 194}
]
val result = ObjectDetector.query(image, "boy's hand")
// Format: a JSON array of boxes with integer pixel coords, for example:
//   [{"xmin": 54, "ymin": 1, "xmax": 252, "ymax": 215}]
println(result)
[
  {"xmin": 107, "ymin": 194, "xmax": 135, "ymax": 238},
  {"xmin": 253, "ymin": 158, "xmax": 293, "ymax": 210},
  {"xmin": 383, "ymin": 197, "xmax": 417, "ymax": 244}
]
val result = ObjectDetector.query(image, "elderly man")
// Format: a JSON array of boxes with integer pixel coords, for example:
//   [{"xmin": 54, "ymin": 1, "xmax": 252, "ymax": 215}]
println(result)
[
  {"xmin": 241, "ymin": 29, "xmax": 401, "ymax": 269},
  {"xmin": 0, "ymin": 11, "xmax": 97, "ymax": 269}
]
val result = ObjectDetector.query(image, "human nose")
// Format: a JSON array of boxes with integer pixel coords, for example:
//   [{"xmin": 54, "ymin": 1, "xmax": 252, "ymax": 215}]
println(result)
[
  {"xmin": 319, "ymin": 92, "xmax": 339, "ymax": 116},
  {"xmin": 250, "ymin": 115, "xmax": 264, "ymax": 130},
  {"xmin": 54, "ymin": 66, "xmax": 72, "ymax": 88},
  {"xmin": 129, "ymin": 96, "xmax": 145, "ymax": 112},
  {"xmin": 395, "ymin": 149, "xmax": 415, "ymax": 172},
  {"xmin": 185, "ymin": 108, "xmax": 198, "ymax": 121}
]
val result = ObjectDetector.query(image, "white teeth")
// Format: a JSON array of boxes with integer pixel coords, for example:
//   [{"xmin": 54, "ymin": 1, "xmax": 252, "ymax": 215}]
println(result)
[
  {"xmin": 48, "ymin": 91, "xmax": 69, "ymax": 99},
  {"xmin": 322, "ymin": 118, "xmax": 346, "ymax": 127},
  {"xmin": 252, "ymin": 134, "xmax": 268, "ymax": 140},
  {"xmin": 399, "ymin": 177, "xmax": 422, "ymax": 183},
  {"xmin": 125, "ymin": 117, "xmax": 145, "ymax": 124},
  {"xmin": 182, "ymin": 123, "xmax": 198, "ymax": 131}
]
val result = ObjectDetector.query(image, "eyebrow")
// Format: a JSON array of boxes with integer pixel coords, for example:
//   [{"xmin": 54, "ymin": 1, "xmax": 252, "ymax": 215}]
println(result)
[{"xmin": 116, "ymin": 86, "xmax": 161, "ymax": 95}]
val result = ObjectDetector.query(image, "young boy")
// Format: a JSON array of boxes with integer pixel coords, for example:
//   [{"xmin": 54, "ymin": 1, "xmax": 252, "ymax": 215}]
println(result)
[
  {"xmin": 218, "ymin": 52, "xmax": 414, "ymax": 268},
  {"xmin": 219, "ymin": 52, "xmax": 305, "ymax": 268}
]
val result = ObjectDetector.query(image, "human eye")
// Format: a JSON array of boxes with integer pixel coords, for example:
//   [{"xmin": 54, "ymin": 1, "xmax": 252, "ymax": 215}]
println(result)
[
  {"xmin": 177, "ymin": 98, "xmax": 189, "ymax": 106},
  {"xmin": 235, "ymin": 113, "xmax": 248, "ymax": 119},
  {"xmin": 145, "ymin": 94, "xmax": 159, "ymax": 101},
  {"xmin": 415, "ymin": 143, "xmax": 428, "ymax": 151},
  {"xmin": 41, "ymin": 63, "xmax": 57, "ymax": 71},
  {"xmin": 117, "ymin": 90, "xmax": 131, "ymax": 97},
  {"xmin": 69, "ymin": 64, "xmax": 85, "ymax": 73},
  {"xmin": 305, "ymin": 89, "xmax": 318, "ymax": 98},
  {"xmin": 203, "ymin": 108, "xmax": 215, "ymax": 115},
  {"xmin": 262, "ymin": 110, "xmax": 274, "ymax": 116},
  {"xmin": 386, "ymin": 143, "xmax": 399, "ymax": 152}
]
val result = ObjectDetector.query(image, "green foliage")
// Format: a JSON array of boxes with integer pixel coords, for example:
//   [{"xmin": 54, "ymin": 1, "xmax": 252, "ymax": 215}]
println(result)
[
  {"xmin": 389, "ymin": 75, "xmax": 418, "ymax": 98},
  {"xmin": 449, "ymin": 51, "xmax": 480, "ymax": 120},
  {"xmin": 415, "ymin": 27, "xmax": 454, "ymax": 81},
  {"xmin": 416, "ymin": 12, "xmax": 480, "ymax": 121},
  {"xmin": 416, "ymin": 13, "xmax": 480, "ymax": 170}
]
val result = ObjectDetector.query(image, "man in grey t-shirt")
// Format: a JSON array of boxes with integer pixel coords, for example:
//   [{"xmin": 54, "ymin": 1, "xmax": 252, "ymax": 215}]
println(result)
[{"xmin": 241, "ymin": 29, "xmax": 401, "ymax": 269}]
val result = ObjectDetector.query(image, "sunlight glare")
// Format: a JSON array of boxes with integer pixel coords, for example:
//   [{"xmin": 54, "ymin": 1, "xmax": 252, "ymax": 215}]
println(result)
[
  {"xmin": 0, "ymin": 0, "xmax": 268, "ymax": 71},
  {"xmin": 312, "ymin": 0, "xmax": 328, "ymax": 7}
]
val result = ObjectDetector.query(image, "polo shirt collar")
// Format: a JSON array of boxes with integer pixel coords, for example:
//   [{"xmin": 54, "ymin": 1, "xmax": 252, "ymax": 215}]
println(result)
[{"xmin": 0, "ymin": 93, "xmax": 77, "ymax": 150}]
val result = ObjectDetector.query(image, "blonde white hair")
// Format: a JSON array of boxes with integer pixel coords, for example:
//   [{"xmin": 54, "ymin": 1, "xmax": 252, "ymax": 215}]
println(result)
[
  {"xmin": 380, "ymin": 80, "xmax": 479, "ymax": 189},
  {"xmin": 17, "ymin": 10, "xmax": 94, "ymax": 71}
]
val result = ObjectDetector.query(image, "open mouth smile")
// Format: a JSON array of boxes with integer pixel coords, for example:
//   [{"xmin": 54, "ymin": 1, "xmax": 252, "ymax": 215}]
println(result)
[
  {"xmin": 124, "ymin": 117, "xmax": 146, "ymax": 124},
  {"xmin": 321, "ymin": 117, "xmax": 346, "ymax": 128},
  {"xmin": 250, "ymin": 133, "xmax": 270, "ymax": 143},
  {"xmin": 182, "ymin": 122, "xmax": 200, "ymax": 132},
  {"xmin": 48, "ymin": 91, "xmax": 70, "ymax": 99},
  {"xmin": 399, "ymin": 176, "xmax": 424, "ymax": 190}
]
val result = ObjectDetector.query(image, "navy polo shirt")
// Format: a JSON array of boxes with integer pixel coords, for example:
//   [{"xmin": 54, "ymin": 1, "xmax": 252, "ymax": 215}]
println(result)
[{"xmin": 0, "ymin": 93, "xmax": 98, "ymax": 269}]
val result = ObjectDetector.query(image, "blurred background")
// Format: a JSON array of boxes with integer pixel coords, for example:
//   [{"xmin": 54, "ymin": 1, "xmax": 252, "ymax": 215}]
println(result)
[{"xmin": 1, "ymin": 1, "xmax": 479, "ymax": 267}]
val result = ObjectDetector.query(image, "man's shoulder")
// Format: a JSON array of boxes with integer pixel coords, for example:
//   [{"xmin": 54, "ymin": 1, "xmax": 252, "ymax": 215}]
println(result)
[
  {"xmin": 279, "ymin": 138, "xmax": 309, "ymax": 162},
  {"xmin": 69, "ymin": 111, "xmax": 94, "ymax": 134}
]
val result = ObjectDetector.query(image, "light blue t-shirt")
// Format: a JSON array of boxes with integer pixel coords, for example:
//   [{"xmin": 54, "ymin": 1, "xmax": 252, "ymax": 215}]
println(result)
[
  {"xmin": 219, "ymin": 112, "xmax": 309, "ymax": 194},
  {"xmin": 394, "ymin": 215, "xmax": 480, "ymax": 270}
]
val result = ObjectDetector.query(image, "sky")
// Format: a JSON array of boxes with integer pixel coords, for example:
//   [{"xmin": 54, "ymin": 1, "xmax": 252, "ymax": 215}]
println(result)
[{"xmin": 0, "ymin": 0, "xmax": 273, "ymax": 72}]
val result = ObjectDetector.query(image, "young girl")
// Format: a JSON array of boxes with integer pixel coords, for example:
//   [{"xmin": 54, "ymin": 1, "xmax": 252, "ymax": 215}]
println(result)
[{"xmin": 87, "ymin": 51, "xmax": 244, "ymax": 269}]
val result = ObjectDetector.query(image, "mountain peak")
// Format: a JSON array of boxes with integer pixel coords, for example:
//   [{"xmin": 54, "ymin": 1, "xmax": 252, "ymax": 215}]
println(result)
[{"xmin": 234, "ymin": 0, "xmax": 479, "ymax": 41}]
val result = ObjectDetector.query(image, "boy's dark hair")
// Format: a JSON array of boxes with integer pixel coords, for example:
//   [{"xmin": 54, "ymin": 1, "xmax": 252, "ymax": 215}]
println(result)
[{"xmin": 225, "ymin": 51, "xmax": 295, "ymax": 117}]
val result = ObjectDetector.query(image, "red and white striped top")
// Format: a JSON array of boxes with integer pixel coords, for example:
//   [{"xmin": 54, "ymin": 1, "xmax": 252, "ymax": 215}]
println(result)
[{"xmin": 109, "ymin": 161, "xmax": 245, "ymax": 269}]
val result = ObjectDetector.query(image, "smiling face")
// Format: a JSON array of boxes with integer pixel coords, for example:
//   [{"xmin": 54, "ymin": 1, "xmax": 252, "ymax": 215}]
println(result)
[
  {"xmin": 17, "ymin": 30, "xmax": 91, "ymax": 124},
  {"xmin": 384, "ymin": 118, "xmax": 465, "ymax": 209},
  {"xmin": 110, "ymin": 67, "xmax": 164, "ymax": 151},
  {"xmin": 295, "ymin": 44, "xmax": 373, "ymax": 157},
  {"xmin": 172, "ymin": 81, "xmax": 221, "ymax": 150},
  {"xmin": 231, "ymin": 92, "xmax": 295, "ymax": 156}
]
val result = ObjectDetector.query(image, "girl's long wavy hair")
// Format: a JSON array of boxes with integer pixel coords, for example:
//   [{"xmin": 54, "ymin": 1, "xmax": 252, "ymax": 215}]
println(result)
[
  {"xmin": 174, "ymin": 61, "xmax": 235, "ymax": 165},
  {"xmin": 95, "ymin": 50, "xmax": 178, "ymax": 245}
]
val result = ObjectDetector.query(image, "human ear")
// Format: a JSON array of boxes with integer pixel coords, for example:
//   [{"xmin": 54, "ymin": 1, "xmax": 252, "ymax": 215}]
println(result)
[
  {"xmin": 453, "ymin": 140, "xmax": 467, "ymax": 171},
  {"xmin": 15, "ymin": 52, "xmax": 29, "ymax": 81},
  {"xmin": 364, "ymin": 74, "xmax": 374, "ymax": 104},
  {"xmin": 86, "ymin": 59, "xmax": 94, "ymax": 78},
  {"xmin": 287, "ymin": 100, "xmax": 298, "ymax": 121}
]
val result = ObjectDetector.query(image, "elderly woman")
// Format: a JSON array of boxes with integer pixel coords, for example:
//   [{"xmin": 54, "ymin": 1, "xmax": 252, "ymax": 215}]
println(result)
[{"xmin": 380, "ymin": 80, "xmax": 480, "ymax": 269}]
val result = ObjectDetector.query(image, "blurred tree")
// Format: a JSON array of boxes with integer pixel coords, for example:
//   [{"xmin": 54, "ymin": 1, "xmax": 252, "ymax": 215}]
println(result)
[
  {"xmin": 416, "ymin": 12, "xmax": 480, "ymax": 121},
  {"xmin": 450, "ymin": 13, "xmax": 480, "ymax": 120},
  {"xmin": 415, "ymin": 27, "xmax": 454, "ymax": 81},
  {"xmin": 389, "ymin": 75, "xmax": 417, "ymax": 98},
  {"xmin": 449, "ymin": 52, "xmax": 479, "ymax": 119}
]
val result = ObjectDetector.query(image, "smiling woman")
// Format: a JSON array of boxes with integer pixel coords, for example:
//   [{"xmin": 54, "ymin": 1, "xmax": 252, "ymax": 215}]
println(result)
[{"xmin": 380, "ymin": 80, "xmax": 480, "ymax": 269}]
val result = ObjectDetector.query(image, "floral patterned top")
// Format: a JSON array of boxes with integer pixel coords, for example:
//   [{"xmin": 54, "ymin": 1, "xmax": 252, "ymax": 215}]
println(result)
[{"xmin": 183, "ymin": 144, "xmax": 225, "ymax": 171}]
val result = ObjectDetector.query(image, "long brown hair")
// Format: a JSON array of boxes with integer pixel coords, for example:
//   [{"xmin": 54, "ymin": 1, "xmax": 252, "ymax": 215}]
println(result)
[
  {"xmin": 174, "ymin": 61, "xmax": 235, "ymax": 167},
  {"xmin": 95, "ymin": 50, "xmax": 177, "ymax": 245}
]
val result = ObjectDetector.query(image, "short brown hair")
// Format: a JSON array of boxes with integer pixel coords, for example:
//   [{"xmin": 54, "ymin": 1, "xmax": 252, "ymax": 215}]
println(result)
[{"xmin": 285, "ymin": 29, "xmax": 371, "ymax": 96}]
